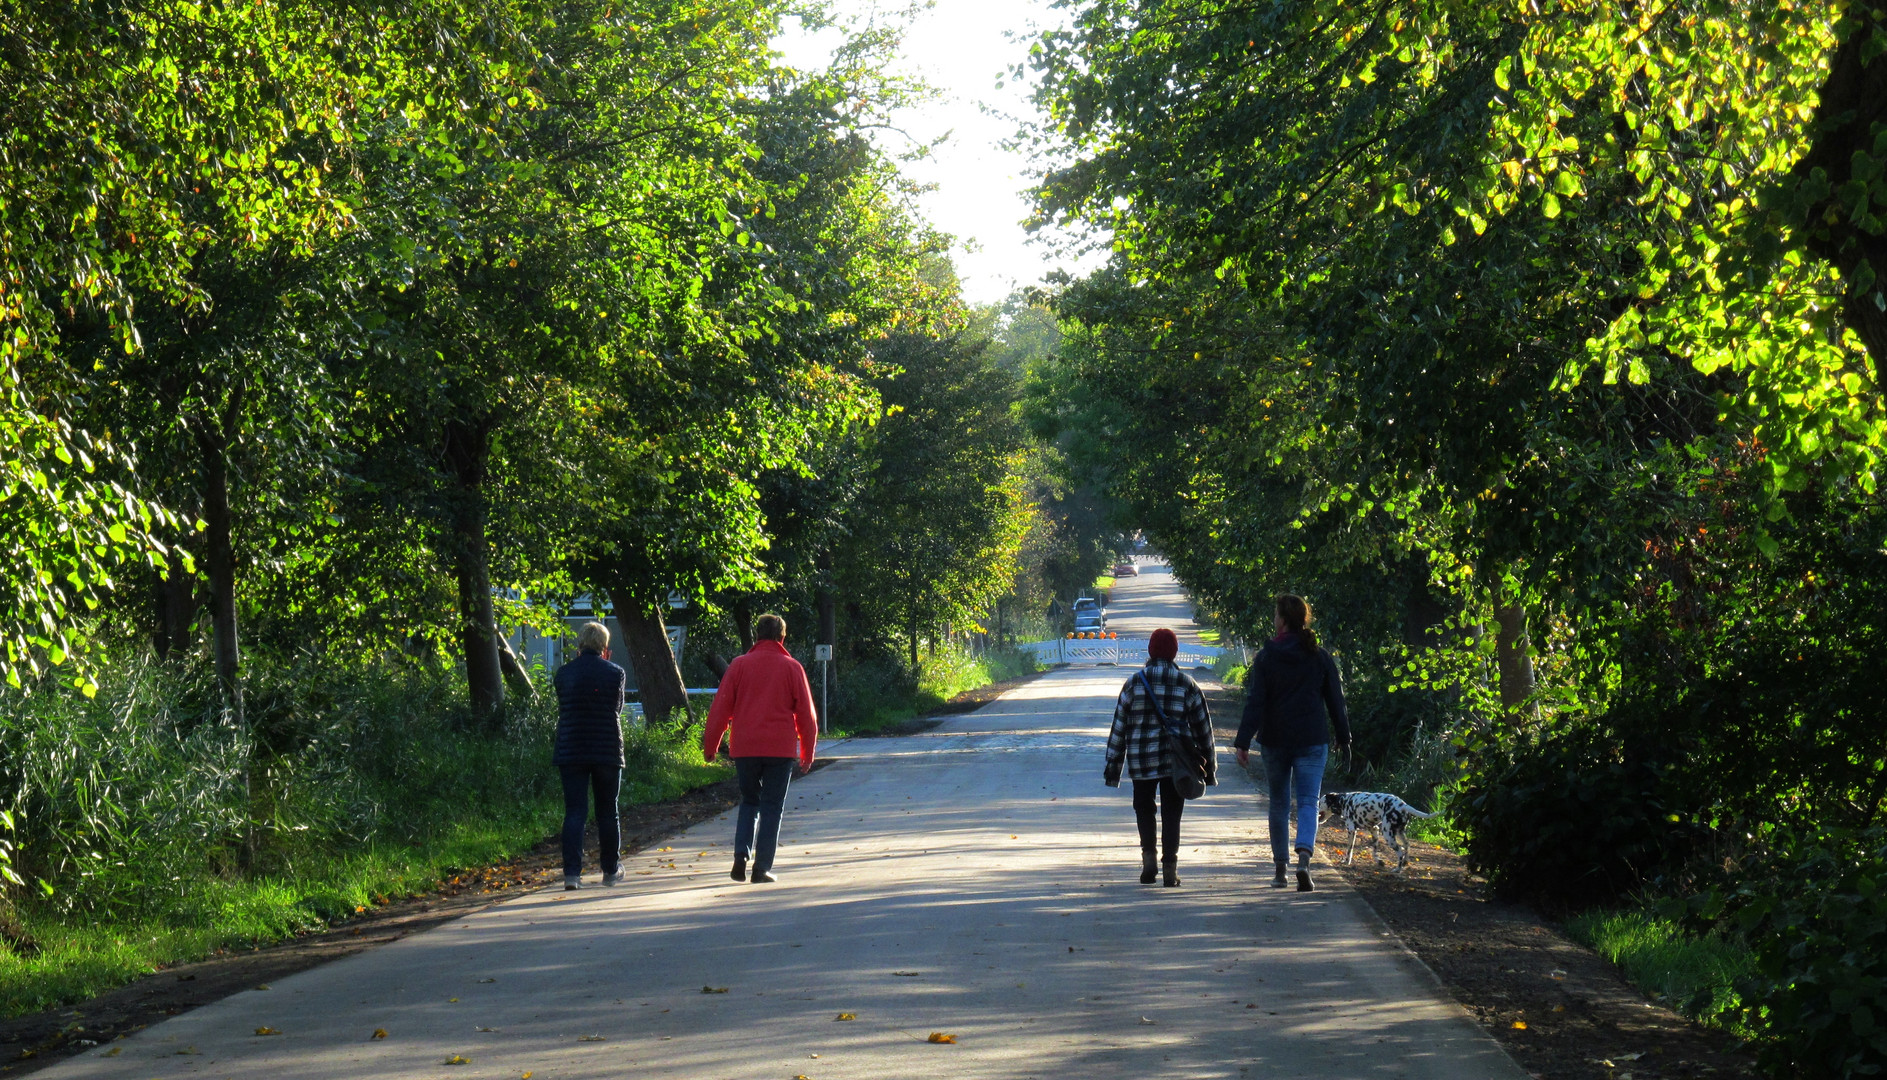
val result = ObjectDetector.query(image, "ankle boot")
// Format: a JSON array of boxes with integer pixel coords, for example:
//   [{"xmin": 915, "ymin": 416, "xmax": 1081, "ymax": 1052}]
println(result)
[
  {"xmin": 730, "ymin": 856, "xmax": 747, "ymax": 882},
  {"xmin": 1162, "ymin": 855, "xmax": 1180, "ymax": 888},
  {"xmin": 1140, "ymin": 848, "xmax": 1158, "ymax": 885},
  {"xmin": 1271, "ymin": 862, "xmax": 1289, "ymax": 888},
  {"xmin": 1295, "ymin": 847, "xmax": 1314, "ymax": 892}
]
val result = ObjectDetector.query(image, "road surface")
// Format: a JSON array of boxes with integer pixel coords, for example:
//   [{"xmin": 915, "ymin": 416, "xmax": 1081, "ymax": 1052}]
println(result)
[{"xmin": 43, "ymin": 567, "xmax": 1523, "ymax": 1080}]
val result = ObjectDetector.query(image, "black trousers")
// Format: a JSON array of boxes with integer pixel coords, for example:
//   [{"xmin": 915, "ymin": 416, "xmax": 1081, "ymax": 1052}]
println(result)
[{"xmin": 1132, "ymin": 777, "xmax": 1184, "ymax": 859}]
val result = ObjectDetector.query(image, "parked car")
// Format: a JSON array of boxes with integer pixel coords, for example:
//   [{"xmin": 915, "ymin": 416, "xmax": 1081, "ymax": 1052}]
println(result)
[
  {"xmin": 1113, "ymin": 561, "xmax": 1138, "ymax": 577},
  {"xmin": 1072, "ymin": 596, "xmax": 1105, "ymax": 633}
]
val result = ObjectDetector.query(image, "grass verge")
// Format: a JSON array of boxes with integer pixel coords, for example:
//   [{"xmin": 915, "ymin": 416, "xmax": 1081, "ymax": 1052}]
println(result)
[
  {"xmin": 828, "ymin": 645, "xmax": 1040, "ymax": 737},
  {"xmin": 1563, "ymin": 907, "xmax": 1754, "ymax": 1036},
  {"xmin": 0, "ymin": 707, "xmax": 728, "ymax": 1019}
]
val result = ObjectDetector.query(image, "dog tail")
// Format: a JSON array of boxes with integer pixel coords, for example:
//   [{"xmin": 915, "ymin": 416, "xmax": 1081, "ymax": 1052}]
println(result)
[{"xmin": 1404, "ymin": 805, "xmax": 1436, "ymax": 818}]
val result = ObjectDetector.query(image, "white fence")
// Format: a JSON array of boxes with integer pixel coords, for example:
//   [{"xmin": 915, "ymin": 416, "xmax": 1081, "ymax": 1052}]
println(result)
[{"xmin": 1017, "ymin": 636, "xmax": 1229, "ymax": 669}]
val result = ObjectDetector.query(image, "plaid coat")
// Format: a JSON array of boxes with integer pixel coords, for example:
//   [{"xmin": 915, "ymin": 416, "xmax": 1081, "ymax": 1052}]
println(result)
[{"xmin": 1104, "ymin": 659, "xmax": 1218, "ymax": 785}]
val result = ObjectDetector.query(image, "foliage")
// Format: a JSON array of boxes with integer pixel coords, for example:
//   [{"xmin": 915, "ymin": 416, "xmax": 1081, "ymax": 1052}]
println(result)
[
  {"xmin": 1705, "ymin": 830, "xmax": 1887, "ymax": 1076},
  {"xmin": 835, "ymin": 323, "xmax": 1035, "ymax": 668}
]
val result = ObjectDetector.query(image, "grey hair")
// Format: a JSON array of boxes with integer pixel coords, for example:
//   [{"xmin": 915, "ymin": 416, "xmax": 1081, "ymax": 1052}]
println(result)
[{"xmin": 576, "ymin": 621, "xmax": 610, "ymax": 652}]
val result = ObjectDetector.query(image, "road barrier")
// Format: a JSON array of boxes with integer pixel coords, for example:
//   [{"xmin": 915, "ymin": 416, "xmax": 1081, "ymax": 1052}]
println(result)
[{"xmin": 1017, "ymin": 636, "xmax": 1226, "ymax": 669}]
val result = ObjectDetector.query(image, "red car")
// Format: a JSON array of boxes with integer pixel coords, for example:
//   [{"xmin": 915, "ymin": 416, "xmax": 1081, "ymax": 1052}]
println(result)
[{"xmin": 1113, "ymin": 561, "xmax": 1139, "ymax": 577}]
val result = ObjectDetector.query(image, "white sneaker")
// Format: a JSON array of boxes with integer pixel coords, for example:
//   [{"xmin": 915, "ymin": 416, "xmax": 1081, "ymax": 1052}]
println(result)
[{"xmin": 563, "ymin": 875, "xmax": 581, "ymax": 891}]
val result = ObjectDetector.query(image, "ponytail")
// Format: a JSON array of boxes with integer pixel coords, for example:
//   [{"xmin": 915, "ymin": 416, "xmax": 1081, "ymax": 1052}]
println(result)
[{"xmin": 1276, "ymin": 594, "xmax": 1317, "ymax": 648}]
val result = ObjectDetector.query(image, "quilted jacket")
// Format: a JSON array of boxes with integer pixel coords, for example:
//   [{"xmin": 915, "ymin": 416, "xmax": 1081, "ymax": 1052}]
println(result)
[{"xmin": 552, "ymin": 650, "xmax": 627, "ymax": 767}]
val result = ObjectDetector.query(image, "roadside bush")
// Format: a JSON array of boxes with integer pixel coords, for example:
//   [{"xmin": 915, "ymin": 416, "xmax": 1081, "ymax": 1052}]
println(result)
[
  {"xmin": 1711, "ymin": 829, "xmax": 1887, "ymax": 1078},
  {"xmin": 1454, "ymin": 720, "xmax": 1693, "ymax": 906}
]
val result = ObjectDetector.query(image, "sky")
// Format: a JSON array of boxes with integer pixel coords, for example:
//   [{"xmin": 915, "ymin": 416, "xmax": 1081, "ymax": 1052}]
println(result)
[{"xmin": 772, "ymin": 0, "xmax": 1108, "ymax": 305}]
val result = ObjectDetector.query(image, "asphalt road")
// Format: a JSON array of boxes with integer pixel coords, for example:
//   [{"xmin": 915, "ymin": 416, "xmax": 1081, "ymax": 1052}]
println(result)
[{"xmin": 43, "ymin": 573, "xmax": 1523, "ymax": 1080}]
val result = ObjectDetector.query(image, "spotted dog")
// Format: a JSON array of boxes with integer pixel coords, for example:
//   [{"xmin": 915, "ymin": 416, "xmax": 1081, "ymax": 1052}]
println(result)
[{"xmin": 1318, "ymin": 791, "xmax": 1434, "ymax": 873}]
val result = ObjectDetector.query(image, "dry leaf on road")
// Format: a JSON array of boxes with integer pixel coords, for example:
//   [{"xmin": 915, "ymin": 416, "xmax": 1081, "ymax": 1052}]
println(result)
[
  {"xmin": 371, "ymin": 1028, "xmax": 388, "ymax": 1040},
  {"xmin": 702, "ymin": 985, "xmax": 729, "ymax": 994},
  {"xmin": 834, "ymin": 1013, "xmax": 856, "ymax": 1021},
  {"xmin": 253, "ymin": 1027, "xmax": 280, "ymax": 1036},
  {"xmin": 578, "ymin": 1035, "xmax": 606, "ymax": 1042},
  {"xmin": 927, "ymin": 1033, "xmax": 957, "ymax": 1044},
  {"xmin": 444, "ymin": 1054, "xmax": 472, "ymax": 1065}
]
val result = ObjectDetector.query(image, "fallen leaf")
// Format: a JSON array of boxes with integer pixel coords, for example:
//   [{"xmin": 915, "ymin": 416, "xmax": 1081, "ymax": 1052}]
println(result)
[
  {"xmin": 1139, "ymin": 1016, "xmax": 1156, "ymax": 1025},
  {"xmin": 448, "ymin": 997, "xmax": 460, "ymax": 1003},
  {"xmin": 444, "ymin": 1054, "xmax": 472, "ymax": 1065},
  {"xmin": 102, "ymin": 1047, "xmax": 121, "ymax": 1057},
  {"xmin": 892, "ymin": 971, "xmax": 920, "ymax": 977},
  {"xmin": 927, "ymin": 1032, "xmax": 957, "ymax": 1044},
  {"xmin": 372, "ymin": 1028, "xmax": 388, "ymax": 1039},
  {"xmin": 578, "ymin": 1035, "xmax": 606, "ymax": 1042},
  {"xmin": 1552, "ymin": 1005, "xmax": 1566, "ymax": 1013},
  {"xmin": 523, "ymin": 1074, "xmax": 533, "ymax": 1079},
  {"xmin": 1612, "ymin": 1052, "xmax": 1645, "ymax": 1061},
  {"xmin": 254, "ymin": 1027, "xmax": 280, "ymax": 1036},
  {"xmin": 835, "ymin": 1013, "xmax": 856, "ymax": 1021},
  {"xmin": 254, "ymin": 984, "xmax": 271, "ymax": 991},
  {"xmin": 477, "ymin": 1026, "xmax": 499, "ymax": 1032},
  {"xmin": 1511, "ymin": 1021, "xmax": 1528, "ymax": 1030},
  {"xmin": 477, "ymin": 978, "xmax": 497, "ymax": 984},
  {"xmin": 702, "ymin": 986, "xmax": 729, "ymax": 994},
  {"xmin": 1549, "ymin": 969, "xmax": 1567, "ymax": 980}
]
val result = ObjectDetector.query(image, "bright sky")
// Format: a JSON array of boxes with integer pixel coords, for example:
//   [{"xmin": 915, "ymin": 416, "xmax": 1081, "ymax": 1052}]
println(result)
[{"xmin": 773, "ymin": 1, "xmax": 1109, "ymax": 305}]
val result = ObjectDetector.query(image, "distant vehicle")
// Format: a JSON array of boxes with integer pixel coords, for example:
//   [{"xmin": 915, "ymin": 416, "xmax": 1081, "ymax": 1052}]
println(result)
[
  {"xmin": 1113, "ymin": 561, "xmax": 1138, "ymax": 577},
  {"xmin": 1072, "ymin": 596, "xmax": 1105, "ymax": 633}
]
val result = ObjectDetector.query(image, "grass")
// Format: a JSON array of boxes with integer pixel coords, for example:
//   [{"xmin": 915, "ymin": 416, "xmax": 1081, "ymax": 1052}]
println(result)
[
  {"xmin": 826, "ymin": 644, "xmax": 1039, "ymax": 738},
  {"xmin": 1091, "ymin": 576, "xmax": 1117, "ymax": 593},
  {"xmin": 1564, "ymin": 907, "xmax": 1754, "ymax": 1035},
  {"xmin": 0, "ymin": 807, "xmax": 553, "ymax": 1014}
]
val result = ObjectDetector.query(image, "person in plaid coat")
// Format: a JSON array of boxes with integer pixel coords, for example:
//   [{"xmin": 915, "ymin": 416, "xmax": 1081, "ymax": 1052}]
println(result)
[{"xmin": 1105, "ymin": 628, "xmax": 1217, "ymax": 886}]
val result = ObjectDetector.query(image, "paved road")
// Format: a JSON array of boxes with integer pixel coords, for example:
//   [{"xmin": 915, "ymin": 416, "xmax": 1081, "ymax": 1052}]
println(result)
[
  {"xmin": 1105, "ymin": 560, "xmax": 1207, "ymax": 641},
  {"xmin": 44, "ymin": 578, "xmax": 1523, "ymax": 1080}
]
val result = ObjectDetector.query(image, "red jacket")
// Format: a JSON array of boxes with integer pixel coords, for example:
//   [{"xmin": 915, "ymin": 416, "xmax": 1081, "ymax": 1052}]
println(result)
[{"xmin": 703, "ymin": 639, "xmax": 818, "ymax": 766}]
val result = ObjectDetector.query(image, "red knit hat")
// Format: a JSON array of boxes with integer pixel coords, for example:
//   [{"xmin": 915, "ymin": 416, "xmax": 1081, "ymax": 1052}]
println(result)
[{"xmin": 1148, "ymin": 628, "xmax": 1179, "ymax": 661}]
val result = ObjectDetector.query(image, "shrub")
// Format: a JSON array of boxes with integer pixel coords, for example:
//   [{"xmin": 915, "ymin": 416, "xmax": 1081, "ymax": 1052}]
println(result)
[
  {"xmin": 1453, "ymin": 720, "xmax": 1694, "ymax": 906},
  {"xmin": 1711, "ymin": 830, "xmax": 1887, "ymax": 1077}
]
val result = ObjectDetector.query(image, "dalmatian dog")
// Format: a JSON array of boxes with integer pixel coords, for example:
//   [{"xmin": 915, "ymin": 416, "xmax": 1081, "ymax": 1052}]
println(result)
[{"xmin": 1319, "ymin": 791, "xmax": 1434, "ymax": 873}]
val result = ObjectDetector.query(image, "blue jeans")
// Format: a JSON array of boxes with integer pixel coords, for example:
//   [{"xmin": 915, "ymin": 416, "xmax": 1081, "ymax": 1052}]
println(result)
[
  {"xmin": 734, "ymin": 757, "xmax": 795, "ymax": 872},
  {"xmin": 560, "ymin": 765, "xmax": 621, "ymax": 878},
  {"xmin": 1263, "ymin": 744, "xmax": 1328, "ymax": 865}
]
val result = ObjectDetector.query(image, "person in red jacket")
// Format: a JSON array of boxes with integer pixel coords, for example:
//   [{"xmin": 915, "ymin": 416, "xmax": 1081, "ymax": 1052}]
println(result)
[{"xmin": 703, "ymin": 613, "xmax": 818, "ymax": 883}]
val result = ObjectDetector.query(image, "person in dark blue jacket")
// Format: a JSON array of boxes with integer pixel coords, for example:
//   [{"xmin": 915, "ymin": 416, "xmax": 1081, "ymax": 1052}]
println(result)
[
  {"xmin": 1233, "ymin": 595, "xmax": 1351, "ymax": 892},
  {"xmin": 552, "ymin": 620, "xmax": 628, "ymax": 890}
]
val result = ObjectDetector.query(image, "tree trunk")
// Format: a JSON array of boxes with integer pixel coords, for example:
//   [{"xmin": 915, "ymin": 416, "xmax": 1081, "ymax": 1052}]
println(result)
[
  {"xmin": 613, "ymin": 594, "xmax": 690, "ymax": 727},
  {"xmin": 908, "ymin": 605, "xmax": 919, "ymax": 674},
  {"xmin": 444, "ymin": 419, "xmax": 505, "ymax": 726},
  {"xmin": 152, "ymin": 545, "xmax": 195, "ymax": 660},
  {"xmin": 816, "ymin": 585, "xmax": 836, "ymax": 651},
  {"xmin": 196, "ymin": 420, "xmax": 241, "ymax": 709},
  {"xmin": 732, "ymin": 597, "xmax": 754, "ymax": 652},
  {"xmin": 495, "ymin": 629, "xmax": 535, "ymax": 701},
  {"xmin": 195, "ymin": 390, "xmax": 250, "ymax": 868},
  {"xmin": 1493, "ymin": 601, "xmax": 1536, "ymax": 712}
]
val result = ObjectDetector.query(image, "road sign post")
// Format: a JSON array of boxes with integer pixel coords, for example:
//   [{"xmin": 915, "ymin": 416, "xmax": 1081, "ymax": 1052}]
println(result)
[{"xmin": 814, "ymin": 644, "xmax": 833, "ymax": 734}]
